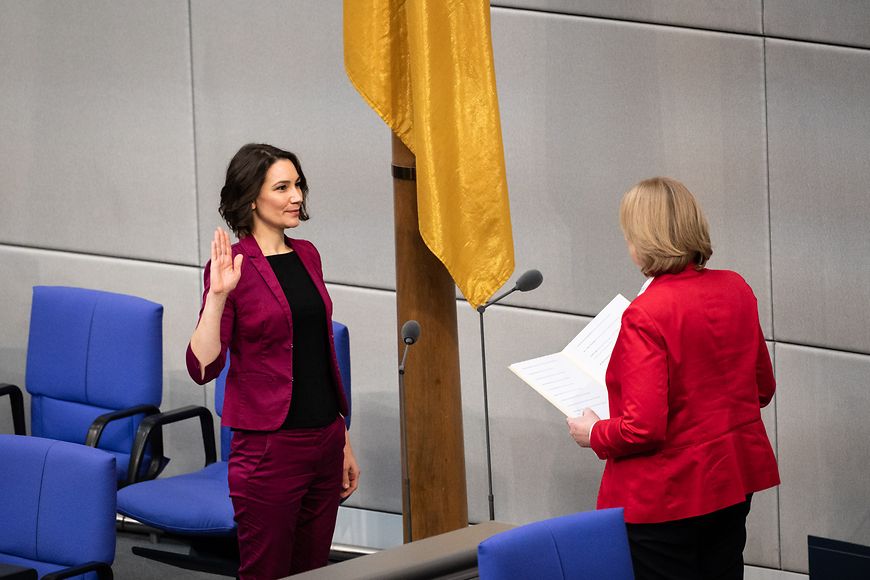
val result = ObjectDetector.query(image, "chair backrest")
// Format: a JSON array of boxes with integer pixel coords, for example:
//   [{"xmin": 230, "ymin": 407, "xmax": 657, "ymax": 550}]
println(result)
[
  {"xmin": 214, "ymin": 320, "xmax": 351, "ymax": 462},
  {"xmin": 25, "ymin": 286, "xmax": 163, "ymax": 478},
  {"xmin": 0, "ymin": 434, "xmax": 116, "ymax": 571},
  {"xmin": 477, "ymin": 508, "xmax": 634, "ymax": 580}
]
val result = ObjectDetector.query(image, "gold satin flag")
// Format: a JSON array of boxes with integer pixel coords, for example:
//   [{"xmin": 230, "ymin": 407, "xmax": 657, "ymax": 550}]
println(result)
[{"xmin": 344, "ymin": 0, "xmax": 515, "ymax": 309}]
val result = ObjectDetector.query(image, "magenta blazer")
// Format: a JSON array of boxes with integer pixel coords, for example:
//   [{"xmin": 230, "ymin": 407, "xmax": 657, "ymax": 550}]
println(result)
[{"xmin": 186, "ymin": 235, "xmax": 349, "ymax": 431}]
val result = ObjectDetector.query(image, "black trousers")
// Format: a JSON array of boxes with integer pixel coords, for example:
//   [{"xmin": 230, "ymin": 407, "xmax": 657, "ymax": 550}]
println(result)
[{"xmin": 625, "ymin": 496, "xmax": 753, "ymax": 580}]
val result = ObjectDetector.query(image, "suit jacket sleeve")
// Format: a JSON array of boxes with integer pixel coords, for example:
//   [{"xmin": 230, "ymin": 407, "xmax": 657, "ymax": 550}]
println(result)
[
  {"xmin": 185, "ymin": 259, "xmax": 235, "ymax": 385},
  {"xmin": 590, "ymin": 305, "xmax": 669, "ymax": 460}
]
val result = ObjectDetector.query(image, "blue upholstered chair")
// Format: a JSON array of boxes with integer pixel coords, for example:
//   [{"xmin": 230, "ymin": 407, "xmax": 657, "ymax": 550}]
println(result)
[
  {"xmin": 0, "ymin": 434, "xmax": 116, "ymax": 579},
  {"xmin": 116, "ymin": 321, "xmax": 352, "ymax": 576},
  {"xmin": 477, "ymin": 508, "xmax": 635, "ymax": 580},
  {"xmin": 0, "ymin": 286, "xmax": 165, "ymax": 486}
]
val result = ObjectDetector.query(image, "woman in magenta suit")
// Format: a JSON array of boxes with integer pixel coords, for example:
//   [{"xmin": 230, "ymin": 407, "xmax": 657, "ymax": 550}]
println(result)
[
  {"xmin": 186, "ymin": 143, "xmax": 360, "ymax": 579},
  {"xmin": 568, "ymin": 177, "xmax": 779, "ymax": 580}
]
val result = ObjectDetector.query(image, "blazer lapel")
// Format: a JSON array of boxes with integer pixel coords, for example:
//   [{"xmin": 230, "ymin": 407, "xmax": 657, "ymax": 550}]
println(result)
[{"xmin": 239, "ymin": 235, "xmax": 293, "ymax": 333}]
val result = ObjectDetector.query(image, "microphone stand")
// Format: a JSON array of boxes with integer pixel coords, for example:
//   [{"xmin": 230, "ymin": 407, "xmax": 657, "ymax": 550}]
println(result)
[
  {"xmin": 398, "ymin": 342, "xmax": 413, "ymax": 542},
  {"xmin": 477, "ymin": 286, "xmax": 519, "ymax": 521},
  {"xmin": 475, "ymin": 269, "xmax": 542, "ymax": 521}
]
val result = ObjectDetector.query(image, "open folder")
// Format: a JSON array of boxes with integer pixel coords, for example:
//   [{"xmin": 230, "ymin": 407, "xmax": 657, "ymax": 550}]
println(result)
[{"xmin": 509, "ymin": 295, "xmax": 630, "ymax": 419}]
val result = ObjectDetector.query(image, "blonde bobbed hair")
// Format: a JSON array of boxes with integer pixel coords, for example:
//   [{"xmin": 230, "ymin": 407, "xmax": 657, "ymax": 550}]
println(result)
[{"xmin": 619, "ymin": 177, "xmax": 712, "ymax": 277}]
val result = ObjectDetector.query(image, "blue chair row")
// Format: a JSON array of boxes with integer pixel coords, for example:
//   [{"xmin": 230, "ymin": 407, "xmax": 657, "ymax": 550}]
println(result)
[
  {"xmin": 1, "ymin": 286, "xmax": 165, "ymax": 486},
  {"xmin": 0, "ymin": 434, "xmax": 116, "ymax": 579},
  {"xmin": 116, "ymin": 321, "xmax": 353, "ymax": 576},
  {"xmin": 1, "ymin": 284, "xmax": 354, "ymax": 577}
]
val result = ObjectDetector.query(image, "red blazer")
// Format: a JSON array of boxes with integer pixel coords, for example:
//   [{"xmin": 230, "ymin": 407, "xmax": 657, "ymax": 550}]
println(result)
[
  {"xmin": 590, "ymin": 266, "xmax": 779, "ymax": 524},
  {"xmin": 185, "ymin": 235, "xmax": 349, "ymax": 431}
]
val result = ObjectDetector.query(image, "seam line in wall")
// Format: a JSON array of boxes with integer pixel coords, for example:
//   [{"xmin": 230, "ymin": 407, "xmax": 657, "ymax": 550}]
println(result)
[
  {"xmin": 762, "ymin": 29, "xmax": 776, "ymax": 347},
  {"xmin": 772, "ymin": 340, "xmax": 869, "ymax": 358},
  {"xmin": 4, "ymin": 242, "xmax": 869, "ymax": 357},
  {"xmin": 188, "ymin": 0, "xmax": 202, "ymax": 269},
  {"xmin": 490, "ymin": 4, "xmax": 870, "ymax": 52},
  {"xmin": 763, "ymin": 2, "xmax": 783, "ymax": 562},
  {"xmin": 0, "ymin": 242, "xmax": 198, "ymax": 269},
  {"xmin": 763, "ymin": 24, "xmax": 784, "ymax": 562},
  {"xmin": 187, "ymin": 0, "xmax": 207, "ymax": 411}
]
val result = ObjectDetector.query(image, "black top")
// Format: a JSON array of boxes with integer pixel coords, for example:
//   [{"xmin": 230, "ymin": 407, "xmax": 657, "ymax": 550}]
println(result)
[{"xmin": 266, "ymin": 251, "xmax": 339, "ymax": 429}]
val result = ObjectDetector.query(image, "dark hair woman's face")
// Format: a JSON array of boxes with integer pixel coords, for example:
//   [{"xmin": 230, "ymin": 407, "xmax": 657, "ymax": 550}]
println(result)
[{"xmin": 250, "ymin": 159, "xmax": 304, "ymax": 236}]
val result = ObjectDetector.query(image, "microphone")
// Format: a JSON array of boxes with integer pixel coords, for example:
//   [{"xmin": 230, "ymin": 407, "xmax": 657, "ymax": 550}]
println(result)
[
  {"xmin": 397, "ymin": 320, "xmax": 420, "ymax": 541},
  {"xmin": 477, "ymin": 269, "xmax": 543, "ymax": 520},
  {"xmin": 402, "ymin": 320, "xmax": 421, "ymax": 345},
  {"xmin": 478, "ymin": 269, "xmax": 543, "ymax": 312},
  {"xmin": 515, "ymin": 269, "xmax": 544, "ymax": 292},
  {"xmin": 399, "ymin": 320, "xmax": 421, "ymax": 374}
]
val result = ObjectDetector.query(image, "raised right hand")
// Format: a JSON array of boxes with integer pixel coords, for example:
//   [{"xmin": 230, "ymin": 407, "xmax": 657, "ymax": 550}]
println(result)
[{"xmin": 209, "ymin": 228, "xmax": 243, "ymax": 296}]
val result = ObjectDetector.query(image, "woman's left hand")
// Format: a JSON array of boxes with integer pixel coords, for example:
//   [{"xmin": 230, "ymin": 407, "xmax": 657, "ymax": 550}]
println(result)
[
  {"xmin": 567, "ymin": 408, "xmax": 601, "ymax": 448},
  {"xmin": 341, "ymin": 434, "xmax": 360, "ymax": 499}
]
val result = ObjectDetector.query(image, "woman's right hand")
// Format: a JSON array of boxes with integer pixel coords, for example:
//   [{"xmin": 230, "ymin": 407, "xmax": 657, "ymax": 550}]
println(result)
[{"xmin": 209, "ymin": 228, "xmax": 243, "ymax": 296}]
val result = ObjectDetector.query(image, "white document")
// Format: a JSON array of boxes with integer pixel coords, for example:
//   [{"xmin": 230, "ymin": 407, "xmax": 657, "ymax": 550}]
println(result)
[{"xmin": 509, "ymin": 294, "xmax": 630, "ymax": 419}]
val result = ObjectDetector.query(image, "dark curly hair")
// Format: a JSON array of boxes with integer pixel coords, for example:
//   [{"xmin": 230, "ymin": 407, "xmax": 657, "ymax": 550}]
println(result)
[{"xmin": 219, "ymin": 143, "xmax": 310, "ymax": 237}]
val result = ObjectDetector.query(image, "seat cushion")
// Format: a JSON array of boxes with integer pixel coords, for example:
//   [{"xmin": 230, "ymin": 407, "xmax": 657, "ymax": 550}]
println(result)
[{"xmin": 117, "ymin": 461, "xmax": 235, "ymax": 535}]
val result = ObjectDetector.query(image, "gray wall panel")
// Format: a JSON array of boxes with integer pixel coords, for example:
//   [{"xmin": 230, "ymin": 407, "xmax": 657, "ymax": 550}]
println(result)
[
  {"xmin": 459, "ymin": 304, "xmax": 602, "ymax": 524},
  {"xmin": 764, "ymin": 0, "xmax": 870, "ymax": 49},
  {"xmin": 746, "ymin": 471, "xmax": 780, "ymax": 567},
  {"xmin": 767, "ymin": 40, "xmax": 870, "ymax": 354},
  {"xmin": 327, "ymin": 284, "xmax": 402, "ymax": 512},
  {"xmin": 776, "ymin": 344, "xmax": 870, "ymax": 573},
  {"xmin": 0, "ymin": 245, "xmax": 207, "ymax": 476},
  {"xmin": 745, "ymin": 568, "xmax": 806, "ymax": 580},
  {"xmin": 745, "ymin": 342, "xmax": 780, "ymax": 568},
  {"xmin": 496, "ymin": 0, "xmax": 762, "ymax": 34},
  {"xmin": 190, "ymin": 0, "xmax": 394, "ymax": 287},
  {"xmin": 0, "ymin": 0, "xmax": 198, "ymax": 265},
  {"xmin": 491, "ymin": 10, "xmax": 773, "ymax": 335}
]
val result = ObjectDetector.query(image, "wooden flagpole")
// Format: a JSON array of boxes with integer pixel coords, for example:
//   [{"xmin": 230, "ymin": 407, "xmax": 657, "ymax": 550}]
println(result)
[{"xmin": 392, "ymin": 133, "xmax": 469, "ymax": 541}]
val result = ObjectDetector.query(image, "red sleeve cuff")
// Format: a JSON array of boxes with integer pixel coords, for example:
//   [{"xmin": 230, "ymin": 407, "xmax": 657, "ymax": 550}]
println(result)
[{"xmin": 589, "ymin": 420, "xmax": 609, "ymax": 460}]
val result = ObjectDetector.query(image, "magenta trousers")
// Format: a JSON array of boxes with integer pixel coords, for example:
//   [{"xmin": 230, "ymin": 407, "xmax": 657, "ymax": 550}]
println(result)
[{"xmin": 228, "ymin": 416, "xmax": 345, "ymax": 580}]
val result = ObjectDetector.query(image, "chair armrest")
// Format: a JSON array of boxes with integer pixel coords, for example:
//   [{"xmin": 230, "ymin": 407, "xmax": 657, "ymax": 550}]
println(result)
[
  {"xmin": 42, "ymin": 561, "xmax": 113, "ymax": 580},
  {"xmin": 0, "ymin": 383, "xmax": 27, "ymax": 435},
  {"xmin": 127, "ymin": 405, "xmax": 216, "ymax": 484},
  {"xmin": 86, "ymin": 404, "xmax": 161, "ymax": 447}
]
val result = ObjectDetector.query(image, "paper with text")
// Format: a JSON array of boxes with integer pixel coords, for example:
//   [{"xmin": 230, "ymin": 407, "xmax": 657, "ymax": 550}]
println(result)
[{"xmin": 509, "ymin": 294, "xmax": 630, "ymax": 419}]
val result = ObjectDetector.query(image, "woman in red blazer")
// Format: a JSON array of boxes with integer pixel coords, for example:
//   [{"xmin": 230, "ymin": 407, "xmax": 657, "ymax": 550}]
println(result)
[
  {"xmin": 568, "ymin": 177, "xmax": 779, "ymax": 580},
  {"xmin": 186, "ymin": 144, "xmax": 359, "ymax": 579}
]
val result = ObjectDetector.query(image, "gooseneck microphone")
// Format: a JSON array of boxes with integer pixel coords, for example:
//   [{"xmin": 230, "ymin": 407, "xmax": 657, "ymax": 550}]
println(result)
[
  {"xmin": 477, "ymin": 269, "xmax": 543, "ymax": 313},
  {"xmin": 477, "ymin": 269, "xmax": 543, "ymax": 521},
  {"xmin": 397, "ymin": 319, "xmax": 420, "ymax": 542}
]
